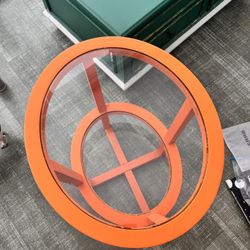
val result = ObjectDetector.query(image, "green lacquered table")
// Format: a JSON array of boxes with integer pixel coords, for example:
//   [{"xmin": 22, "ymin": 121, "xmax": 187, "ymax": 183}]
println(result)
[{"xmin": 43, "ymin": 0, "xmax": 232, "ymax": 89}]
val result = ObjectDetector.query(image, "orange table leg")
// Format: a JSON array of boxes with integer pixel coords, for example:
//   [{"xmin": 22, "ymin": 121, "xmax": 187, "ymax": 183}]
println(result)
[
  {"xmin": 82, "ymin": 58, "xmax": 110, "ymax": 129},
  {"xmin": 165, "ymin": 99, "xmax": 194, "ymax": 144},
  {"xmin": 49, "ymin": 160, "xmax": 83, "ymax": 186},
  {"xmin": 147, "ymin": 213, "xmax": 168, "ymax": 224}
]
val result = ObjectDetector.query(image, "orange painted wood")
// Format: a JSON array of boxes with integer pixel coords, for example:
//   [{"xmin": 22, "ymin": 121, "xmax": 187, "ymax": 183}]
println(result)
[
  {"xmin": 105, "ymin": 127, "xmax": 150, "ymax": 213},
  {"xmin": 49, "ymin": 160, "xmax": 83, "ymax": 186},
  {"xmin": 90, "ymin": 147, "xmax": 164, "ymax": 187},
  {"xmin": 82, "ymin": 59, "xmax": 110, "ymax": 129},
  {"xmin": 25, "ymin": 37, "xmax": 224, "ymax": 248},
  {"xmin": 83, "ymin": 57, "xmax": 149, "ymax": 213},
  {"xmin": 165, "ymin": 99, "xmax": 194, "ymax": 144},
  {"xmin": 147, "ymin": 213, "xmax": 168, "ymax": 224}
]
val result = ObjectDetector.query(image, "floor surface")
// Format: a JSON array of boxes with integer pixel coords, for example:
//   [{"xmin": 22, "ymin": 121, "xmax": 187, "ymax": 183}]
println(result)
[{"xmin": 0, "ymin": 0, "xmax": 250, "ymax": 249}]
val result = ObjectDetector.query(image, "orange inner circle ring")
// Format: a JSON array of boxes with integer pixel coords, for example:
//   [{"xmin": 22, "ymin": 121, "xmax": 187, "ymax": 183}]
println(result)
[{"xmin": 71, "ymin": 102, "xmax": 183, "ymax": 228}]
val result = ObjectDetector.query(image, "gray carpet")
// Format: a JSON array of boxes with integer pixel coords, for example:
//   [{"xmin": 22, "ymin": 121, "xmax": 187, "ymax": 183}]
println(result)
[{"xmin": 0, "ymin": 0, "xmax": 250, "ymax": 249}]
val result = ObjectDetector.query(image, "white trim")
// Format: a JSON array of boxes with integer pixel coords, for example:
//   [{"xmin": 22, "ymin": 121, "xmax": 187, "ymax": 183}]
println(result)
[
  {"xmin": 94, "ymin": 57, "xmax": 154, "ymax": 91},
  {"xmin": 123, "ymin": 64, "xmax": 152, "ymax": 90},
  {"xmin": 43, "ymin": 0, "xmax": 232, "ymax": 90},
  {"xmin": 93, "ymin": 58, "xmax": 126, "ymax": 90}
]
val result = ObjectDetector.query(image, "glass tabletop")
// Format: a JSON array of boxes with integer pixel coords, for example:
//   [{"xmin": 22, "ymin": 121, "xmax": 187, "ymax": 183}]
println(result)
[{"xmin": 41, "ymin": 47, "xmax": 203, "ymax": 228}]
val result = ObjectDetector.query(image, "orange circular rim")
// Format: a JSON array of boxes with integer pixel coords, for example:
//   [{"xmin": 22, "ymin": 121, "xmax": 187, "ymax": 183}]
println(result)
[{"xmin": 24, "ymin": 36, "xmax": 224, "ymax": 248}]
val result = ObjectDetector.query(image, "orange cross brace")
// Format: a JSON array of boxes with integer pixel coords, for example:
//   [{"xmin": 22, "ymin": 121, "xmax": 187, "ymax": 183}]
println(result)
[
  {"xmin": 90, "ymin": 146, "xmax": 164, "ymax": 187},
  {"xmin": 165, "ymin": 99, "xmax": 194, "ymax": 144},
  {"xmin": 105, "ymin": 127, "xmax": 150, "ymax": 213},
  {"xmin": 83, "ymin": 60, "xmax": 150, "ymax": 213}
]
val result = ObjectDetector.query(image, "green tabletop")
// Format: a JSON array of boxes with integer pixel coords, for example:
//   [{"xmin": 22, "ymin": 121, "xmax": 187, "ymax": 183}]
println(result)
[{"xmin": 72, "ymin": 0, "xmax": 173, "ymax": 35}]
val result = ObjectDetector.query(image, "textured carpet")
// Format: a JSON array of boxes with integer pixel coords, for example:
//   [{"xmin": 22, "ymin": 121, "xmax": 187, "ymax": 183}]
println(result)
[{"xmin": 0, "ymin": 0, "xmax": 250, "ymax": 249}]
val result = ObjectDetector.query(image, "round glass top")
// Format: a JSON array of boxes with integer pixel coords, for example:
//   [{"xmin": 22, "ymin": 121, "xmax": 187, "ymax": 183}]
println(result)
[{"xmin": 24, "ymin": 37, "xmax": 224, "ymax": 248}]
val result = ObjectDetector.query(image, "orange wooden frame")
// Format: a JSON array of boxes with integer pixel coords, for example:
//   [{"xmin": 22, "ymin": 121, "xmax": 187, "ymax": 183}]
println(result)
[{"xmin": 24, "ymin": 37, "xmax": 224, "ymax": 248}]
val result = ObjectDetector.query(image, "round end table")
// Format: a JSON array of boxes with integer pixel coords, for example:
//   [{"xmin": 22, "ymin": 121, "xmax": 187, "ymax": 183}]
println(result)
[{"xmin": 24, "ymin": 37, "xmax": 224, "ymax": 248}]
